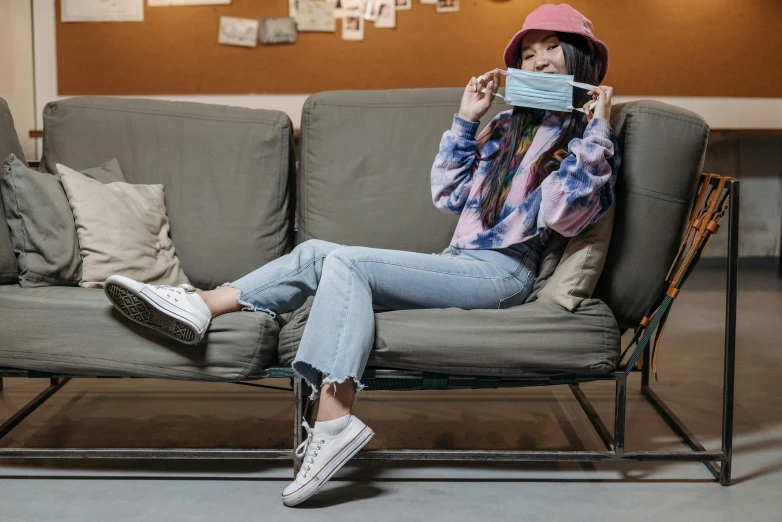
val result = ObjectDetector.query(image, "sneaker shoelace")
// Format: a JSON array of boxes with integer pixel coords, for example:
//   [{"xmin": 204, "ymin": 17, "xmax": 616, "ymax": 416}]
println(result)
[
  {"xmin": 149, "ymin": 284, "xmax": 196, "ymax": 303},
  {"xmin": 294, "ymin": 420, "xmax": 325, "ymax": 480}
]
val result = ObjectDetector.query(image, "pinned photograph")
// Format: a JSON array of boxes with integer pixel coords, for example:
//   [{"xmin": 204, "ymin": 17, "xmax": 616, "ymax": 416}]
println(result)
[
  {"xmin": 332, "ymin": 0, "xmax": 345, "ymax": 18},
  {"xmin": 259, "ymin": 17, "xmax": 297, "ymax": 45},
  {"xmin": 342, "ymin": 13, "xmax": 364, "ymax": 41},
  {"xmin": 420, "ymin": 0, "xmax": 436, "ymax": 4},
  {"xmin": 363, "ymin": 0, "xmax": 378, "ymax": 21},
  {"xmin": 435, "ymin": 0, "xmax": 458, "ymax": 13},
  {"xmin": 374, "ymin": 0, "xmax": 396, "ymax": 28},
  {"xmin": 297, "ymin": 0, "xmax": 337, "ymax": 32},
  {"xmin": 289, "ymin": 0, "xmax": 298, "ymax": 21},
  {"xmin": 218, "ymin": 16, "xmax": 259, "ymax": 48},
  {"xmin": 395, "ymin": 0, "xmax": 411, "ymax": 10}
]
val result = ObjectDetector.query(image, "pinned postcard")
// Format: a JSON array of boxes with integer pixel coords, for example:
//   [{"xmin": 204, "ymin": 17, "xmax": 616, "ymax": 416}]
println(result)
[
  {"xmin": 420, "ymin": 0, "xmax": 436, "ymax": 4},
  {"xmin": 149, "ymin": 1, "xmax": 231, "ymax": 5},
  {"xmin": 260, "ymin": 17, "xmax": 298, "ymax": 45},
  {"xmin": 62, "ymin": 0, "xmax": 144, "ymax": 22},
  {"xmin": 436, "ymin": 0, "xmax": 458, "ymax": 13},
  {"xmin": 297, "ymin": 0, "xmax": 337, "ymax": 32},
  {"xmin": 333, "ymin": 0, "xmax": 345, "ymax": 18},
  {"xmin": 218, "ymin": 16, "xmax": 259, "ymax": 47},
  {"xmin": 371, "ymin": 0, "xmax": 396, "ymax": 28},
  {"xmin": 342, "ymin": 0, "xmax": 363, "ymax": 13},
  {"xmin": 394, "ymin": 0, "xmax": 411, "ymax": 9},
  {"xmin": 173, "ymin": 0, "xmax": 231, "ymax": 4}
]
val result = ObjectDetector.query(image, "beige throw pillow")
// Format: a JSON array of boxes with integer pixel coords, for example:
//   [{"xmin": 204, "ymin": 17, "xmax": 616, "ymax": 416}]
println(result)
[
  {"xmin": 56, "ymin": 163, "xmax": 190, "ymax": 289},
  {"xmin": 536, "ymin": 204, "xmax": 616, "ymax": 311}
]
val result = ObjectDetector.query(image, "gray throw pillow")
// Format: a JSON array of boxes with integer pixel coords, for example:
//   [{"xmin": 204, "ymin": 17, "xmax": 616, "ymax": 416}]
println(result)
[
  {"xmin": 0, "ymin": 154, "xmax": 125, "ymax": 287},
  {"xmin": 0, "ymin": 99, "xmax": 27, "ymax": 284}
]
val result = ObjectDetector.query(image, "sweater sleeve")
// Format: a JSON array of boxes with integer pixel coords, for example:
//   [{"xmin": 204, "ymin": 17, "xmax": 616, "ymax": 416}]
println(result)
[
  {"xmin": 430, "ymin": 114, "xmax": 482, "ymax": 215},
  {"xmin": 535, "ymin": 116, "xmax": 621, "ymax": 237}
]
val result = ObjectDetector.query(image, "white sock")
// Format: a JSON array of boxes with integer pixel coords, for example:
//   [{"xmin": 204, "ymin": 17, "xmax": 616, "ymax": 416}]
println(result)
[
  {"xmin": 185, "ymin": 292, "xmax": 212, "ymax": 320},
  {"xmin": 315, "ymin": 414, "xmax": 352, "ymax": 436}
]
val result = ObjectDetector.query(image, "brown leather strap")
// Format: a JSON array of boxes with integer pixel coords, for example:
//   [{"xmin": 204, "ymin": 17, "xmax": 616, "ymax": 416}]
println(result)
[
  {"xmin": 651, "ymin": 307, "xmax": 671, "ymax": 380},
  {"xmin": 666, "ymin": 176, "xmax": 712, "ymax": 282},
  {"xmin": 642, "ymin": 173, "xmax": 734, "ymax": 380},
  {"xmin": 670, "ymin": 176, "xmax": 729, "ymax": 287},
  {"xmin": 689, "ymin": 174, "xmax": 713, "ymax": 223}
]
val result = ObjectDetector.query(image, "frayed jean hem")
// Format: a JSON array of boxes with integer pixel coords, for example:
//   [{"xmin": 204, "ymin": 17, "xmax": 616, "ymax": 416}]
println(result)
[
  {"xmin": 292, "ymin": 360, "xmax": 366, "ymax": 401},
  {"xmin": 218, "ymin": 282, "xmax": 277, "ymax": 319}
]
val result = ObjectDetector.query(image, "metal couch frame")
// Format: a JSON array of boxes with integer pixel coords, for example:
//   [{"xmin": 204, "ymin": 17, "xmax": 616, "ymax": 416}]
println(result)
[{"xmin": 0, "ymin": 180, "xmax": 738, "ymax": 486}]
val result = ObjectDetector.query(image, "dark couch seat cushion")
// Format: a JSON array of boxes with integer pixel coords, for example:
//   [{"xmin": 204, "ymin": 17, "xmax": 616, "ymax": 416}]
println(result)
[
  {"xmin": 0, "ymin": 285, "xmax": 279, "ymax": 381},
  {"xmin": 277, "ymin": 296, "xmax": 621, "ymax": 377}
]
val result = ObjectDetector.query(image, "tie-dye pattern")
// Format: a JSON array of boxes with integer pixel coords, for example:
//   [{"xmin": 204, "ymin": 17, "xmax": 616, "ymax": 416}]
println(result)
[
  {"xmin": 487, "ymin": 119, "xmax": 542, "ymax": 222},
  {"xmin": 430, "ymin": 109, "xmax": 621, "ymax": 249}
]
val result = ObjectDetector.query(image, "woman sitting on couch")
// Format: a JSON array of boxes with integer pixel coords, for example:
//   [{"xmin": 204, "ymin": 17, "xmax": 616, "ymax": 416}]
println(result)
[{"xmin": 104, "ymin": 3, "xmax": 620, "ymax": 507}]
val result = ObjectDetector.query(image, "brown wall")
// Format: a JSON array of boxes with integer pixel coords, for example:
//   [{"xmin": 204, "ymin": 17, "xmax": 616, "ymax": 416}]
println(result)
[{"xmin": 56, "ymin": 0, "xmax": 782, "ymax": 97}]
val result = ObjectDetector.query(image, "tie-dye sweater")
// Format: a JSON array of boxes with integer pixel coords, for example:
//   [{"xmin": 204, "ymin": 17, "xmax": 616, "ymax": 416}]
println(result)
[{"xmin": 431, "ymin": 109, "xmax": 620, "ymax": 249}]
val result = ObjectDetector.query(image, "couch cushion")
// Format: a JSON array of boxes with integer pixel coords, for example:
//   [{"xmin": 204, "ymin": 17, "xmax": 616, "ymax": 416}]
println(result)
[
  {"xmin": 41, "ymin": 97, "xmax": 295, "ymax": 290},
  {"xmin": 277, "ymin": 296, "xmax": 620, "ymax": 376},
  {"xmin": 0, "ymin": 98, "xmax": 26, "ymax": 284},
  {"xmin": 0, "ymin": 285, "xmax": 279, "ymax": 381},
  {"xmin": 1, "ymin": 154, "xmax": 83, "ymax": 287},
  {"xmin": 300, "ymin": 93, "xmax": 708, "ymax": 330},
  {"xmin": 597, "ymin": 101, "xmax": 708, "ymax": 328},
  {"xmin": 298, "ymin": 88, "xmax": 507, "ymax": 253}
]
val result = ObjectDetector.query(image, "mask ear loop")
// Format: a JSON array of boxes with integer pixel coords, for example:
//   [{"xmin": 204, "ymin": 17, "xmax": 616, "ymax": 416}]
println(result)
[
  {"xmin": 568, "ymin": 79, "xmax": 599, "ymax": 90},
  {"xmin": 479, "ymin": 88, "xmax": 507, "ymax": 100},
  {"xmin": 567, "ymin": 80, "xmax": 599, "ymax": 113},
  {"xmin": 566, "ymin": 102, "xmax": 597, "ymax": 113}
]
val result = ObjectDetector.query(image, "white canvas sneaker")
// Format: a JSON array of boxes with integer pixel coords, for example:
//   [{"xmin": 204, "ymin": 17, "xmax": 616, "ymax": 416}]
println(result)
[
  {"xmin": 104, "ymin": 274, "xmax": 212, "ymax": 345},
  {"xmin": 282, "ymin": 416, "xmax": 374, "ymax": 507}
]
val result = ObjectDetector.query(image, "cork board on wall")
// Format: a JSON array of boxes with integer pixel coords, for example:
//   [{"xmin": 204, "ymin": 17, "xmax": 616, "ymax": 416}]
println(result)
[{"xmin": 56, "ymin": 0, "xmax": 781, "ymax": 97}]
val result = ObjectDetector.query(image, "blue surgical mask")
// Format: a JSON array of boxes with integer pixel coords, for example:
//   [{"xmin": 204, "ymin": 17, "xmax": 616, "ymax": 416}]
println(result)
[{"xmin": 491, "ymin": 69, "xmax": 597, "ymax": 113}]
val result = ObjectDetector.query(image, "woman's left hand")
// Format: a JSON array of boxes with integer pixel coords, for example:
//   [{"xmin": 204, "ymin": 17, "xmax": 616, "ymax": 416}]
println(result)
[{"xmin": 583, "ymin": 85, "xmax": 613, "ymax": 122}]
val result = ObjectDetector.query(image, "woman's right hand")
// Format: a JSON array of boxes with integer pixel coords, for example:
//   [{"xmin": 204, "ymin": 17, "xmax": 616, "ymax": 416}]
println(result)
[{"xmin": 458, "ymin": 69, "xmax": 501, "ymax": 123}]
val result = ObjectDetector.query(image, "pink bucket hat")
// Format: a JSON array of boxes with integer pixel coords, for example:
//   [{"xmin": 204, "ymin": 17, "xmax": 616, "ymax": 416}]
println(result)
[{"xmin": 503, "ymin": 3, "xmax": 610, "ymax": 83}]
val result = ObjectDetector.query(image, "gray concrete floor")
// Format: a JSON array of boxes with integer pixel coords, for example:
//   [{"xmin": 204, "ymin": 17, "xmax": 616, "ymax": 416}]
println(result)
[{"xmin": 1, "ymin": 265, "xmax": 781, "ymax": 521}]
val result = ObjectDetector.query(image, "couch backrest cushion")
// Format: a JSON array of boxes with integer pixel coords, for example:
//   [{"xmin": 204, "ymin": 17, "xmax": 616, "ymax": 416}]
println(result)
[
  {"xmin": 595, "ymin": 101, "xmax": 708, "ymax": 328},
  {"xmin": 298, "ymin": 88, "xmax": 506, "ymax": 253},
  {"xmin": 0, "ymin": 98, "xmax": 25, "ymax": 284},
  {"xmin": 41, "ymin": 97, "xmax": 295, "ymax": 289},
  {"xmin": 299, "ymin": 92, "xmax": 708, "ymax": 330}
]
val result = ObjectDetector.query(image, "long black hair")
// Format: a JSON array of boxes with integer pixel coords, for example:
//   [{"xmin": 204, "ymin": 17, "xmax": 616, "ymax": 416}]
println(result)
[{"xmin": 477, "ymin": 32, "xmax": 601, "ymax": 230}]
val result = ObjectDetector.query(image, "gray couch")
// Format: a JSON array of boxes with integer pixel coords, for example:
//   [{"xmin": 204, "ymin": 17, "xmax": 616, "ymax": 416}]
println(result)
[{"xmin": 0, "ymin": 92, "xmax": 736, "ymax": 484}]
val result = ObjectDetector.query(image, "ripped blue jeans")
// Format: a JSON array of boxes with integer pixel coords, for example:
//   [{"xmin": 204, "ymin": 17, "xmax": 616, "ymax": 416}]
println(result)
[{"xmin": 222, "ymin": 239, "xmax": 540, "ymax": 400}]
